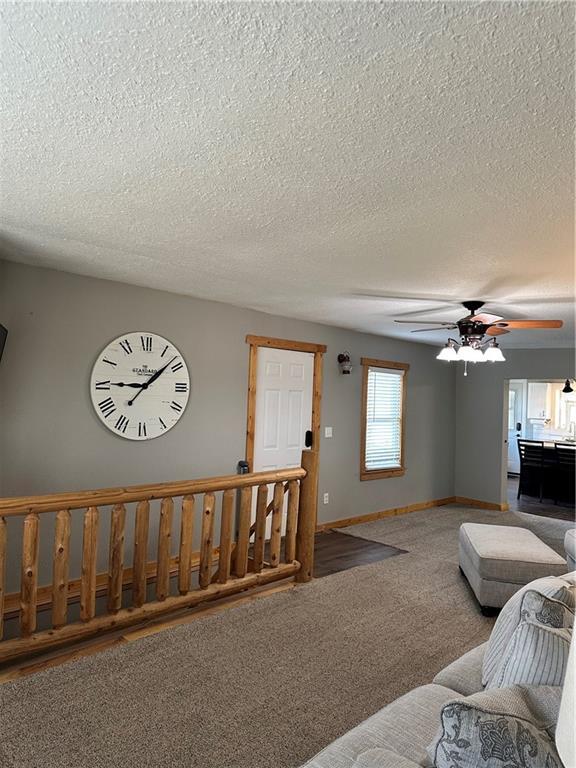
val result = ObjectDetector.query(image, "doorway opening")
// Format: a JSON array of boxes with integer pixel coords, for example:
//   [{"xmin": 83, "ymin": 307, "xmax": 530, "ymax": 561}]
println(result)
[{"xmin": 504, "ymin": 378, "xmax": 575, "ymax": 520}]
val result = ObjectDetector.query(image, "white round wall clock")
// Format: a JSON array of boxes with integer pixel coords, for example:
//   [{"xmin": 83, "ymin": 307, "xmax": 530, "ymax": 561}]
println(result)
[{"xmin": 90, "ymin": 332, "xmax": 190, "ymax": 440}]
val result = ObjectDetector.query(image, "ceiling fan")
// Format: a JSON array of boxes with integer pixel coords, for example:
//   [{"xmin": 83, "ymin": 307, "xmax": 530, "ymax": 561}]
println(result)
[{"xmin": 393, "ymin": 300, "xmax": 563, "ymax": 368}]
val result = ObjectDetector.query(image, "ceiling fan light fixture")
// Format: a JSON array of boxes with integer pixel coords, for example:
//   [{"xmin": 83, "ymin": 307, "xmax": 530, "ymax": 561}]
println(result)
[
  {"xmin": 484, "ymin": 339, "xmax": 506, "ymax": 362},
  {"xmin": 436, "ymin": 341, "xmax": 458, "ymax": 361}
]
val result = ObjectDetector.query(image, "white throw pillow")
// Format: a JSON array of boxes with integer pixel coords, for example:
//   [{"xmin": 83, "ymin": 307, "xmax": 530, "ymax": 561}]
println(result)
[
  {"xmin": 487, "ymin": 620, "xmax": 572, "ymax": 689},
  {"xmin": 482, "ymin": 574, "xmax": 575, "ymax": 687}
]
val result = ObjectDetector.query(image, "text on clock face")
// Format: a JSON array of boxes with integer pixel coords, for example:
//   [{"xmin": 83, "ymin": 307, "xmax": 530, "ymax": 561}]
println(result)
[{"xmin": 90, "ymin": 332, "xmax": 190, "ymax": 441}]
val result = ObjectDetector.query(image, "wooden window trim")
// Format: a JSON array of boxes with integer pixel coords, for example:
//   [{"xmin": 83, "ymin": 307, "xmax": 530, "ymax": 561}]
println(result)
[
  {"xmin": 245, "ymin": 335, "xmax": 326, "ymax": 354},
  {"xmin": 245, "ymin": 336, "xmax": 325, "ymax": 471},
  {"xmin": 360, "ymin": 357, "xmax": 409, "ymax": 481}
]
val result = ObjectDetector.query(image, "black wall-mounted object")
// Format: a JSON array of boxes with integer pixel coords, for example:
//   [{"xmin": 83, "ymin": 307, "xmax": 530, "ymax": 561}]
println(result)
[
  {"xmin": 305, "ymin": 430, "xmax": 313, "ymax": 448},
  {"xmin": 0, "ymin": 324, "xmax": 7, "ymax": 363}
]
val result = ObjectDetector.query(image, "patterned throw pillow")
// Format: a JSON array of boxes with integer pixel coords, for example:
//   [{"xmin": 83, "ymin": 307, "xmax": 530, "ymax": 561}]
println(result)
[
  {"xmin": 520, "ymin": 590, "xmax": 574, "ymax": 630},
  {"xmin": 431, "ymin": 699, "xmax": 563, "ymax": 768},
  {"xmin": 482, "ymin": 574, "xmax": 575, "ymax": 687},
  {"xmin": 487, "ymin": 621, "xmax": 572, "ymax": 689}
]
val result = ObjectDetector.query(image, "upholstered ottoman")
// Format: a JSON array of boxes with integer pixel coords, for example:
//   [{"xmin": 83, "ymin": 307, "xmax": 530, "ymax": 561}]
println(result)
[
  {"xmin": 459, "ymin": 523, "xmax": 567, "ymax": 611},
  {"xmin": 565, "ymin": 529, "xmax": 576, "ymax": 570}
]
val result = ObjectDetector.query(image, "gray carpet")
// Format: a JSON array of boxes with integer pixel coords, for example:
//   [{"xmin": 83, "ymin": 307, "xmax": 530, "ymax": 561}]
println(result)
[
  {"xmin": 339, "ymin": 504, "xmax": 573, "ymax": 558},
  {"xmin": 0, "ymin": 504, "xmax": 558, "ymax": 768}
]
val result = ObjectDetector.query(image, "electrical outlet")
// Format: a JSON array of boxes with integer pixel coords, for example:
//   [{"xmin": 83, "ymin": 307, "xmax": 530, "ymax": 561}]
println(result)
[
  {"xmin": 323, "ymin": 492, "xmax": 329, "ymax": 504},
  {"xmin": 324, "ymin": 426, "xmax": 333, "ymax": 438}
]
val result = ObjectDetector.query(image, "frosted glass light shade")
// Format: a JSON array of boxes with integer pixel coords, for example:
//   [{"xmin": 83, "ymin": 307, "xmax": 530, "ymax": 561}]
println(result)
[
  {"xmin": 457, "ymin": 345, "xmax": 476, "ymax": 362},
  {"xmin": 469, "ymin": 347, "xmax": 485, "ymax": 362},
  {"xmin": 484, "ymin": 345, "xmax": 506, "ymax": 362},
  {"xmin": 437, "ymin": 345, "xmax": 458, "ymax": 361}
]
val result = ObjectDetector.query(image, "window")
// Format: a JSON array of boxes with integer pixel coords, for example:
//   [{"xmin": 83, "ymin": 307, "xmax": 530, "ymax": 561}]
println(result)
[{"xmin": 360, "ymin": 358, "xmax": 409, "ymax": 480}]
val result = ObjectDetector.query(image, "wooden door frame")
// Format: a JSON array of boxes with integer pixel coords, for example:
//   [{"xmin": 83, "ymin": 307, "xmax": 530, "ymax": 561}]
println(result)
[{"xmin": 245, "ymin": 335, "xmax": 326, "ymax": 471}]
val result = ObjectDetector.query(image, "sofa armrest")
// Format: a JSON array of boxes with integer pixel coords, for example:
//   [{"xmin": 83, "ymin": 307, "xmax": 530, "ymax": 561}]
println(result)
[{"xmin": 432, "ymin": 642, "xmax": 487, "ymax": 696}]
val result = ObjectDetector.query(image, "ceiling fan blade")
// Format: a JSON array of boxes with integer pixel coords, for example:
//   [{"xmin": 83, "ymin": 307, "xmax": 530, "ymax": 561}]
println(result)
[
  {"xmin": 410, "ymin": 326, "xmax": 458, "ymax": 333},
  {"xmin": 394, "ymin": 320, "xmax": 458, "ymax": 325},
  {"xmin": 472, "ymin": 312, "xmax": 503, "ymax": 324},
  {"xmin": 495, "ymin": 320, "xmax": 564, "ymax": 329},
  {"xmin": 486, "ymin": 326, "xmax": 510, "ymax": 336},
  {"xmin": 350, "ymin": 292, "xmax": 456, "ymax": 303}
]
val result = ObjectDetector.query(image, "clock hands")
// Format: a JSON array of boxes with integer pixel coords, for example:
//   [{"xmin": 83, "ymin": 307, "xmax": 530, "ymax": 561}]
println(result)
[
  {"xmin": 111, "ymin": 382, "xmax": 145, "ymax": 388},
  {"xmin": 127, "ymin": 356, "xmax": 177, "ymax": 406}
]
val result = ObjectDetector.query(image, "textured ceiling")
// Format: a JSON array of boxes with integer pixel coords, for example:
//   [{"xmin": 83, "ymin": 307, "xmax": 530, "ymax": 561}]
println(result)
[{"xmin": 0, "ymin": 1, "xmax": 574, "ymax": 347}]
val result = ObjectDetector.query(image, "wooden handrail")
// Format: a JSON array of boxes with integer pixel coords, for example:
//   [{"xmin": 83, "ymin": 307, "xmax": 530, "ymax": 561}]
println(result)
[
  {"xmin": 0, "ymin": 451, "xmax": 318, "ymax": 663},
  {"xmin": 0, "ymin": 467, "xmax": 306, "ymax": 516}
]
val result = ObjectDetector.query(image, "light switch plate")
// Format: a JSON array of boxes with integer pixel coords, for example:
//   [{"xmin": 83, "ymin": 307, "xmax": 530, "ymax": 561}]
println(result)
[
  {"xmin": 323, "ymin": 493, "xmax": 329, "ymax": 504},
  {"xmin": 324, "ymin": 426, "xmax": 333, "ymax": 438}
]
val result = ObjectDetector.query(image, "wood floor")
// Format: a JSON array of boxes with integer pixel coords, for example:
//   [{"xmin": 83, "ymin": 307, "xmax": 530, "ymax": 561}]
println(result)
[
  {"xmin": 313, "ymin": 530, "xmax": 406, "ymax": 577},
  {"xmin": 507, "ymin": 476, "xmax": 575, "ymax": 522}
]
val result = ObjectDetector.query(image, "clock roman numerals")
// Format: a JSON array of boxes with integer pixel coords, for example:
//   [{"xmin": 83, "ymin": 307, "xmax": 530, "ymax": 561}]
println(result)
[
  {"xmin": 98, "ymin": 397, "xmax": 116, "ymax": 418},
  {"xmin": 95, "ymin": 380, "xmax": 111, "ymax": 390},
  {"xmin": 159, "ymin": 417, "xmax": 167, "ymax": 430},
  {"xmin": 119, "ymin": 339, "xmax": 133, "ymax": 355},
  {"xmin": 160, "ymin": 345, "xmax": 169, "ymax": 357},
  {"xmin": 141, "ymin": 335, "xmax": 153, "ymax": 352},
  {"xmin": 170, "ymin": 401, "xmax": 183, "ymax": 412},
  {"xmin": 114, "ymin": 414, "xmax": 130, "ymax": 433},
  {"xmin": 138, "ymin": 422, "xmax": 147, "ymax": 437},
  {"xmin": 175, "ymin": 382, "xmax": 188, "ymax": 392},
  {"xmin": 171, "ymin": 360, "xmax": 183, "ymax": 373},
  {"xmin": 102, "ymin": 358, "xmax": 117, "ymax": 367}
]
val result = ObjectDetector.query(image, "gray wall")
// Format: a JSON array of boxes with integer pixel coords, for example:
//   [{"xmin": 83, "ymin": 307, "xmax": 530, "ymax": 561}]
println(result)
[
  {"xmin": 0, "ymin": 259, "xmax": 455, "ymax": 507},
  {"xmin": 0, "ymin": 260, "xmax": 455, "ymax": 588},
  {"xmin": 454, "ymin": 348, "xmax": 575, "ymax": 505}
]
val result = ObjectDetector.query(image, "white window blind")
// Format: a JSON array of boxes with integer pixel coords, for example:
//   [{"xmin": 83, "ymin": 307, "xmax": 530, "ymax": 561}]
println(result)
[{"xmin": 364, "ymin": 366, "xmax": 404, "ymax": 471}]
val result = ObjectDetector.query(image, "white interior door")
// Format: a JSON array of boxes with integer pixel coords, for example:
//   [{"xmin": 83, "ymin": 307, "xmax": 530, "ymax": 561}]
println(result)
[{"xmin": 253, "ymin": 347, "xmax": 314, "ymax": 534}]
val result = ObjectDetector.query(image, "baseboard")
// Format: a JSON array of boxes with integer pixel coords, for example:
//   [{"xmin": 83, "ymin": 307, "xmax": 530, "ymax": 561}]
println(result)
[
  {"xmin": 316, "ymin": 497, "xmax": 455, "ymax": 532},
  {"xmin": 452, "ymin": 496, "xmax": 509, "ymax": 512},
  {"xmin": 317, "ymin": 494, "xmax": 511, "ymax": 532}
]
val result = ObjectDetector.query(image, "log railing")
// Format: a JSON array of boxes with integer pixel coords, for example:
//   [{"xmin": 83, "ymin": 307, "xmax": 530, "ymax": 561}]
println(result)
[{"xmin": 0, "ymin": 450, "xmax": 318, "ymax": 663}]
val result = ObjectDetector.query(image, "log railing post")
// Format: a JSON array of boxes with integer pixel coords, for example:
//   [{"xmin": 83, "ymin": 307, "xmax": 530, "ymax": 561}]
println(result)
[
  {"xmin": 20, "ymin": 512, "xmax": 40, "ymax": 636},
  {"xmin": 252, "ymin": 484, "xmax": 268, "ymax": 573},
  {"xmin": 80, "ymin": 507, "xmax": 99, "ymax": 622},
  {"xmin": 269, "ymin": 482, "xmax": 284, "ymax": 567},
  {"xmin": 295, "ymin": 449, "xmax": 319, "ymax": 583},
  {"xmin": 199, "ymin": 492, "xmax": 215, "ymax": 588},
  {"xmin": 133, "ymin": 500, "xmax": 150, "ymax": 607},
  {"xmin": 217, "ymin": 490, "xmax": 234, "ymax": 584},
  {"xmin": 234, "ymin": 486, "xmax": 252, "ymax": 578},
  {"xmin": 156, "ymin": 498, "xmax": 173, "ymax": 602},
  {"xmin": 107, "ymin": 503, "xmax": 126, "ymax": 613},
  {"xmin": 284, "ymin": 480, "xmax": 299, "ymax": 563},
  {"xmin": 52, "ymin": 509, "xmax": 71, "ymax": 628},
  {"xmin": 178, "ymin": 495, "xmax": 195, "ymax": 595}
]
